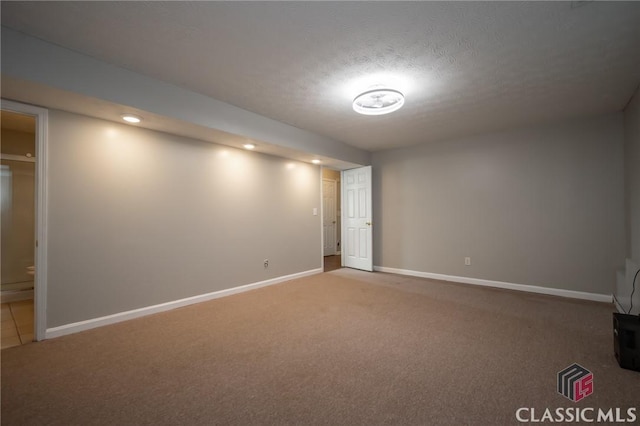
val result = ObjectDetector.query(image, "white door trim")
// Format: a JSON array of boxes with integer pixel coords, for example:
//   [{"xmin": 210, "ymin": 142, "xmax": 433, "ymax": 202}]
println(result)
[
  {"xmin": 1, "ymin": 99, "xmax": 49, "ymax": 341},
  {"xmin": 319, "ymin": 167, "xmax": 324, "ymax": 270},
  {"xmin": 340, "ymin": 173, "xmax": 344, "ymax": 268}
]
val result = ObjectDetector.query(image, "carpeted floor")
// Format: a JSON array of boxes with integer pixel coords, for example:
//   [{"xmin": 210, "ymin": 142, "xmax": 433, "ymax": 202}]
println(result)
[{"xmin": 1, "ymin": 269, "xmax": 638, "ymax": 425}]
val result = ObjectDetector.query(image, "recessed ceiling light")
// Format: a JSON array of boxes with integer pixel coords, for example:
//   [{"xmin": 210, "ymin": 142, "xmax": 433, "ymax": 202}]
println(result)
[
  {"xmin": 121, "ymin": 114, "xmax": 142, "ymax": 123},
  {"xmin": 312, "ymin": 159, "xmax": 321, "ymax": 164},
  {"xmin": 243, "ymin": 143, "xmax": 256, "ymax": 150},
  {"xmin": 353, "ymin": 87, "xmax": 405, "ymax": 116}
]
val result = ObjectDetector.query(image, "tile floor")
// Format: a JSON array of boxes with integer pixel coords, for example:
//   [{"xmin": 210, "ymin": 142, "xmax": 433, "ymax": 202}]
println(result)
[{"xmin": 1, "ymin": 300, "xmax": 34, "ymax": 350}]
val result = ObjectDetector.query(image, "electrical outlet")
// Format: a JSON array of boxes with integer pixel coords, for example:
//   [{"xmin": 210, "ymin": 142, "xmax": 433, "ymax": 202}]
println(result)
[
  {"xmin": 465, "ymin": 257, "xmax": 471, "ymax": 266},
  {"xmin": 264, "ymin": 259, "xmax": 269, "ymax": 268}
]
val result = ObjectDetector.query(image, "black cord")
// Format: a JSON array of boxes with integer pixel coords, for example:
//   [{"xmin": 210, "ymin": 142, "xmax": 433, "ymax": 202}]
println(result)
[{"xmin": 628, "ymin": 267, "xmax": 640, "ymax": 315}]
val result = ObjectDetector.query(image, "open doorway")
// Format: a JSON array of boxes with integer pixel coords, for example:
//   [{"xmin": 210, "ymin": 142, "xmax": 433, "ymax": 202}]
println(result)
[
  {"xmin": 322, "ymin": 168, "xmax": 341, "ymax": 272},
  {"xmin": 1, "ymin": 100, "xmax": 48, "ymax": 345},
  {"xmin": 1, "ymin": 110, "xmax": 36, "ymax": 348}
]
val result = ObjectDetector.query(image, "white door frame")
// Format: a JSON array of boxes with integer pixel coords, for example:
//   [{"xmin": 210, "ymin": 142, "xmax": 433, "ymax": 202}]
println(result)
[{"xmin": 2, "ymin": 99, "xmax": 48, "ymax": 341}]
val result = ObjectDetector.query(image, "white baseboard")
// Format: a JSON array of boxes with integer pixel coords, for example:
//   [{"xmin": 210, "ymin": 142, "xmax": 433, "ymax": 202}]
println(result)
[
  {"xmin": 373, "ymin": 266, "xmax": 612, "ymax": 303},
  {"xmin": 45, "ymin": 268, "xmax": 323, "ymax": 339}
]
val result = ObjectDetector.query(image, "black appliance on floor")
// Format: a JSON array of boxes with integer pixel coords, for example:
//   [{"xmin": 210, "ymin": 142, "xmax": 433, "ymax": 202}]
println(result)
[{"xmin": 613, "ymin": 313, "xmax": 640, "ymax": 372}]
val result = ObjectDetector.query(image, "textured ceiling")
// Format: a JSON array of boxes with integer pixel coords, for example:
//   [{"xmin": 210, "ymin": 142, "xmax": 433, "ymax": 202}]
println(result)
[{"xmin": 2, "ymin": 1, "xmax": 640, "ymax": 151}]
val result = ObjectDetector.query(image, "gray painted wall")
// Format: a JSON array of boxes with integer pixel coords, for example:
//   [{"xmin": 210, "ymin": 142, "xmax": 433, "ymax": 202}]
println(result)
[
  {"xmin": 624, "ymin": 87, "xmax": 640, "ymax": 264},
  {"xmin": 372, "ymin": 114, "xmax": 625, "ymax": 295},
  {"xmin": 47, "ymin": 110, "xmax": 321, "ymax": 327}
]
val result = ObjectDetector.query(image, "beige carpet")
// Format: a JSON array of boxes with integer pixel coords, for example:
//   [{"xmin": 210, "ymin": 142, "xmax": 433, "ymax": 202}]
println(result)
[{"xmin": 1, "ymin": 269, "xmax": 638, "ymax": 425}]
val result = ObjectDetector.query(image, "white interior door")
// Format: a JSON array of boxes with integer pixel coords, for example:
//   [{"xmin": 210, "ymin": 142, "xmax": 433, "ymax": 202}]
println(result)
[
  {"xmin": 342, "ymin": 166, "xmax": 372, "ymax": 271},
  {"xmin": 322, "ymin": 178, "xmax": 337, "ymax": 256}
]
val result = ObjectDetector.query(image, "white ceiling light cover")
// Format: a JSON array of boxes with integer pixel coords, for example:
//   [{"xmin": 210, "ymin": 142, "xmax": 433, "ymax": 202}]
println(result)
[{"xmin": 353, "ymin": 88, "xmax": 405, "ymax": 116}]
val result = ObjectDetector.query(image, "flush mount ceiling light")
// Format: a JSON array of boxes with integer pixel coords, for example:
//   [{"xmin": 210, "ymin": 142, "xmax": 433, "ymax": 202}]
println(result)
[
  {"xmin": 311, "ymin": 159, "xmax": 321, "ymax": 164},
  {"xmin": 243, "ymin": 143, "xmax": 256, "ymax": 150},
  {"xmin": 353, "ymin": 87, "xmax": 405, "ymax": 116},
  {"xmin": 121, "ymin": 114, "xmax": 142, "ymax": 123}
]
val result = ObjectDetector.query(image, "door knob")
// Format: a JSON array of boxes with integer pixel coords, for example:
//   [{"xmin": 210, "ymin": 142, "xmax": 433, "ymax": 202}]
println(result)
[{"xmin": 366, "ymin": 221, "xmax": 372, "ymax": 226}]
